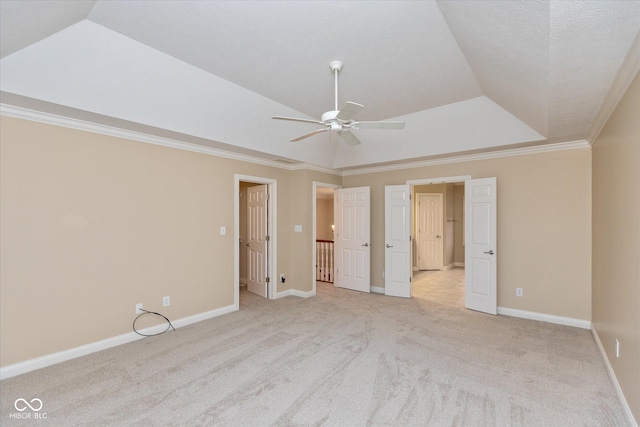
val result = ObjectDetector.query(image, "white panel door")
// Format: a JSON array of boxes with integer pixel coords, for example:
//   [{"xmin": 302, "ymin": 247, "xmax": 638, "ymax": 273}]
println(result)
[
  {"xmin": 334, "ymin": 187, "xmax": 370, "ymax": 293},
  {"xmin": 417, "ymin": 193, "xmax": 443, "ymax": 270},
  {"xmin": 247, "ymin": 185, "xmax": 268, "ymax": 298},
  {"xmin": 385, "ymin": 185, "xmax": 412, "ymax": 298},
  {"xmin": 465, "ymin": 178, "xmax": 497, "ymax": 314}
]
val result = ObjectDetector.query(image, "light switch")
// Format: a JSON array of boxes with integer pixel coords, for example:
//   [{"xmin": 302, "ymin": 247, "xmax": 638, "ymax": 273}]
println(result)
[
  {"xmin": 294, "ymin": 225, "xmax": 302, "ymax": 232},
  {"xmin": 220, "ymin": 226, "xmax": 226, "ymax": 235}
]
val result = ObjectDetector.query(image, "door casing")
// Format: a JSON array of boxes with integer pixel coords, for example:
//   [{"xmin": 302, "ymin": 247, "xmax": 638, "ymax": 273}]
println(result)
[
  {"xmin": 406, "ymin": 175, "xmax": 496, "ymax": 313},
  {"xmin": 312, "ymin": 182, "xmax": 341, "ymax": 295},
  {"xmin": 234, "ymin": 174, "xmax": 277, "ymax": 308}
]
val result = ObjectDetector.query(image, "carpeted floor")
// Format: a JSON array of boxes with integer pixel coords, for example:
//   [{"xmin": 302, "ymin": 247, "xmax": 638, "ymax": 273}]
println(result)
[{"xmin": 0, "ymin": 270, "xmax": 628, "ymax": 426}]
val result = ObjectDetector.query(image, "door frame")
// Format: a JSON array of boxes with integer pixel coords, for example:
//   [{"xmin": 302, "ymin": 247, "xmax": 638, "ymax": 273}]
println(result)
[
  {"xmin": 312, "ymin": 181, "xmax": 341, "ymax": 295},
  {"xmin": 406, "ymin": 176, "xmax": 471, "ymax": 298},
  {"xmin": 234, "ymin": 174, "xmax": 278, "ymax": 307}
]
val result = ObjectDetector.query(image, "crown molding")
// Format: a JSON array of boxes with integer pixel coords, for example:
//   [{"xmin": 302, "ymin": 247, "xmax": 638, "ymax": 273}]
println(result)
[
  {"xmin": 0, "ymin": 103, "xmax": 315, "ymax": 172},
  {"xmin": 2, "ymin": 103, "xmax": 589, "ymax": 178},
  {"xmin": 341, "ymin": 140, "xmax": 590, "ymax": 176},
  {"xmin": 289, "ymin": 162, "xmax": 342, "ymax": 175}
]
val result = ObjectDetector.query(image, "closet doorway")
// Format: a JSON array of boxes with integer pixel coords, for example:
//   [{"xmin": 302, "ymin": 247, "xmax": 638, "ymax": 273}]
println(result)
[{"xmin": 234, "ymin": 175, "xmax": 277, "ymax": 307}]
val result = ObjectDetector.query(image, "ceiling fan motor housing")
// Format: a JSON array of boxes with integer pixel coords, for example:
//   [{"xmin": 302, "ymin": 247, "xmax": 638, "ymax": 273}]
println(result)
[
  {"xmin": 322, "ymin": 110, "xmax": 345, "ymax": 131},
  {"xmin": 321, "ymin": 110, "xmax": 339, "ymax": 122}
]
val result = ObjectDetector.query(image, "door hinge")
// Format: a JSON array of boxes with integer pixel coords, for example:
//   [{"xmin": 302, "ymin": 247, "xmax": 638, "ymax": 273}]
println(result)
[
  {"xmin": 409, "ymin": 235, "xmax": 412, "ymax": 241},
  {"xmin": 265, "ymin": 235, "xmax": 270, "ymax": 241},
  {"xmin": 266, "ymin": 277, "xmax": 270, "ymax": 283},
  {"xmin": 410, "ymin": 277, "xmax": 412, "ymax": 283},
  {"xmin": 265, "ymin": 193, "xmax": 270, "ymax": 200}
]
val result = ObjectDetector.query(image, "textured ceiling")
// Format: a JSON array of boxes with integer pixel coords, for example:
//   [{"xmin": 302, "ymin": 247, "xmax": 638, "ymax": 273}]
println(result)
[{"xmin": 1, "ymin": 0, "xmax": 638, "ymax": 170}]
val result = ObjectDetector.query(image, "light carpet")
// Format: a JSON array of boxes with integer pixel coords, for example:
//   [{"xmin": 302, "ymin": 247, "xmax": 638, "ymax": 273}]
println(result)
[{"xmin": 0, "ymin": 274, "xmax": 627, "ymax": 426}]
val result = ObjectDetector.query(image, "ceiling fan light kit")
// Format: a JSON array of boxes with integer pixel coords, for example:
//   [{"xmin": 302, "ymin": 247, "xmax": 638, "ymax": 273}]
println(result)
[{"xmin": 272, "ymin": 60, "xmax": 405, "ymax": 146}]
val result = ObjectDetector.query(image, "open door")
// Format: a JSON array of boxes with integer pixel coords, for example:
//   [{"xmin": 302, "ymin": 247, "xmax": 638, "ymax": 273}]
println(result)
[
  {"xmin": 247, "ymin": 184, "xmax": 268, "ymax": 298},
  {"xmin": 334, "ymin": 187, "xmax": 370, "ymax": 293},
  {"xmin": 384, "ymin": 185, "xmax": 412, "ymax": 298},
  {"xmin": 465, "ymin": 177, "xmax": 497, "ymax": 314}
]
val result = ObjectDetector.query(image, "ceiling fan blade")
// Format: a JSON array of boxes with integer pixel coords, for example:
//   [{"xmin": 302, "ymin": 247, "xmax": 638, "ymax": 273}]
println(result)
[
  {"xmin": 338, "ymin": 130, "xmax": 361, "ymax": 146},
  {"xmin": 353, "ymin": 121, "xmax": 405, "ymax": 130},
  {"xmin": 290, "ymin": 127, "xmax": 330, "ymax": 142},
  {"xmin": 336, "ymin": 102, "xmax": 364, "ymax": 121},
  {"xmin": 272, "ymin": 116, "xmax": 324, "ymax": 125}
]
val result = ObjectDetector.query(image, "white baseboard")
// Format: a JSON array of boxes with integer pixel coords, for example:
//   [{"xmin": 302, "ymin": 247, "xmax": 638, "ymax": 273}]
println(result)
[
  {"xmin": 592, "ymin": 326, "xmax": 638, "ymax": 427},
  {"xmin": 277, "ymin": 289, "xmax": 315, "ymax": 298},
  {"xmin": 497, "ymin": 307, "xmax": 591, "ymax": 330},
  {"xmin": 443, "ymin": 263, "xmax": 455, "ymax": 271},
  {"xmin": 371, "ymin": 286, "xmax": 384, "ymax": 294},
  {"xmin": 591, "ymin": 325, "xmax": 638, "ymax": 427},
  {"xmin": 454, "ymin": 262, "xmax": 465, "ymax": 268},
  {"xmin": 0, "ymin": 303, "xmax": 237, "ymax": 381}
]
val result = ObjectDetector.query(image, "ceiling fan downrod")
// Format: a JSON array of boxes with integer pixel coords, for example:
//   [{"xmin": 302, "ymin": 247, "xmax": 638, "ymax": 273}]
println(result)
[{"xmin": 329, "ymin": 60, "xmax": 343, "ymax": 112}]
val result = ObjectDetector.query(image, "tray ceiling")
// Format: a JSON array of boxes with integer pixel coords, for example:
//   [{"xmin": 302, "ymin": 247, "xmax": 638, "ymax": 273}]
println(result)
[{"xmin": 1, "ymin": 1, "xmax": 638, "ymax": 169}]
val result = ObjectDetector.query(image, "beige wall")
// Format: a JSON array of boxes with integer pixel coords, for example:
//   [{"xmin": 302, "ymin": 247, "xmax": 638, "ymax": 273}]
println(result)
[
  {"xmin": 284, "ymin": 169, "xmax": 341, "ymax": 293},
  {"xmin": 0, "ymin": 116, "xmax": 339, "ymax": 366},
  {"xmin": 343, "ymin": 147, "xmax": 592, "ymax": 320},
  {"xmin": 0, "ymin": 112, "xmax": 599, "ymax": 380},
  {"xmin": 592, "ymin": 71, "xmax": 640, "ymax": 420},
  {"xmin": 316, "ymin": 198, "xmax": 334, "ymax": 241}
]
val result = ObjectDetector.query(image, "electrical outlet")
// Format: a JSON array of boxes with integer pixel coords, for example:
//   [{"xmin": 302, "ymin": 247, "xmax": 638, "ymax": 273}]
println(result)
[
  {"xmin": 135, "ymin": 303, "xmax": 143, "ymax": 314},
  {"xmin": 516, "ymin": 288, "xmax": 523, "ymax": 297},
  {"xmin": 163, "ymin": 296, "xmax": 170, "ymax": 307},
  {"xmin": 615, "ymin": 339, "xmax": 620, "ymax": 358}
]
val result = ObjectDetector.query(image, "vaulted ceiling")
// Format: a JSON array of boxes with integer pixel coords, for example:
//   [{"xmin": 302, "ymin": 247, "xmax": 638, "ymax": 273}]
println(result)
[{"xmin": 1, "ymin": 1, "xmax": 638, "ymax": 170}]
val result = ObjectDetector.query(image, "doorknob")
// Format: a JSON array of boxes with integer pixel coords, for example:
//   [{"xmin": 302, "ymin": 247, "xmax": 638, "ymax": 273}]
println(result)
[
  {"xmin": 246, "ymin": 243, "xmax": 250, "ymax": 247},
  {"xmin": 436, "ymin": 235, "xmax": 441, "ymax": 238},
  {"xmin": 484, "ymin": 250, "xmax": 494, "ymax": 255},
  {"xmin": 386, "ymin": 244, "xmax": 393, "ymax": 248},
  {"xmin": 361, "ymin": 243, "xmax": 369, "ymax": 247}
]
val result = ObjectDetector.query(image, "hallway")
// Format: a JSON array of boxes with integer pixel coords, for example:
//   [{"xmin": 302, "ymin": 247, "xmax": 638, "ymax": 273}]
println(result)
[{"xmin": 412, "ymin": 267, "xmax": 465, "ymax": 308}]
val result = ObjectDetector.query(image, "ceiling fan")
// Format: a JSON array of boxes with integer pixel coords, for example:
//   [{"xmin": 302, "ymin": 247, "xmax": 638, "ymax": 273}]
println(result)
[{"xmin": 272, "ymin": 61, "xmax": 405, "ymax": 146}]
